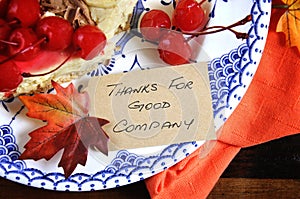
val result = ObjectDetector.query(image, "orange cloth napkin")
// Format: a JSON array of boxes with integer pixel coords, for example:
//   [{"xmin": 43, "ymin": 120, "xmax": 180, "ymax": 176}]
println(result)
[{"xmin": 145, "ymin": 3, "xmax": 300, "ymax": 199}]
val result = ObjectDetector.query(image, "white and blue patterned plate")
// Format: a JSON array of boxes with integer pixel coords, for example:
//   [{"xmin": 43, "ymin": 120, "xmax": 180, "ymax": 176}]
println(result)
[{"xmin": 0, "ymin": 0, "xmax": 271, "ymax": 191}]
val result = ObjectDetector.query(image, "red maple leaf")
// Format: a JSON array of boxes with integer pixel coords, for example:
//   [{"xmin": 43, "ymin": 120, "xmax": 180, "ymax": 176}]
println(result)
[{"xmin": 18, "ymin": 81, "xmax": 109, "ymax": 178}]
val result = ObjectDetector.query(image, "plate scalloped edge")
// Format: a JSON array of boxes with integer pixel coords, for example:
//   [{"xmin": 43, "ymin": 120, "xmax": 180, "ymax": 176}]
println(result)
[{"xmin": 0, "ymin": 0, "xmax": 272, "ymax": 191}]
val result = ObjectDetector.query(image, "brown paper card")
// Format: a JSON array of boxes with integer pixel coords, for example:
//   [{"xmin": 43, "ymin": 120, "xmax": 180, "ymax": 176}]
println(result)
[{"xmin": 86, "ymin": 63, "xmax": 216, "ymax": 150}]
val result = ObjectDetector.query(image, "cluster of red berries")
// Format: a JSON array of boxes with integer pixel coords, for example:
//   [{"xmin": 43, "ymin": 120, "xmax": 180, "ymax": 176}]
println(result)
[
  {"xmin": 140, "ymin": 0, "xmax": 208, "ymax": 65},
  {"xmin": 0, "ymin": 0, "xmax": 107, "ymax": 92}
]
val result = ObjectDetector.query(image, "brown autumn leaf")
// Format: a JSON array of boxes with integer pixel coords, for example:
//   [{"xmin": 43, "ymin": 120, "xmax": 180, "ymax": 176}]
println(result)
[
  {"xmin": 276, "ymin": 0, "xmax": 300, "ymax": 51},
  {"xmin": 18, "ymin": 81, "xmax": 109, "ymax": 178}
]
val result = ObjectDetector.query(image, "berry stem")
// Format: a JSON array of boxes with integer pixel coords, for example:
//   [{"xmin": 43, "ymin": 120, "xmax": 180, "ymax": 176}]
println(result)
[
  {"xmin": 0, "ymin": 39, "xmax": 19, "ymax": 46},
  {"xmin": 0, "ymin": 20, "xmax": 19, "ymax": 28},
  {"xmin": 7, "ymin": 20, "xmax": 20, "ymax": 26},
  {"xmin": 0, "ymin": 37, "xmax": 46, "ymax": 65},
  {"xmin": 182, "ymin": 14, "xmax": 252, "ymax": 39},
  {"xmin": 272, "ymin": 4, "xmax": 289, "ymax": 9},
  {"xmin": 22, "ymin": 53, "xmax": 73, "ymax": 77},
  {"xmin": 201, "ymin": 25, "xmax": 248, "ymax": 39},
  {"xmin": 198, "ymin": 0, "xmax": 206, "ymax": 5},
  {"xmin": 225, "ymin": 14, "xmax": 252, "ymax": 29},
  {"xmin": 272, "ymin": 0, "xmax": 297, "ymax": 9}
]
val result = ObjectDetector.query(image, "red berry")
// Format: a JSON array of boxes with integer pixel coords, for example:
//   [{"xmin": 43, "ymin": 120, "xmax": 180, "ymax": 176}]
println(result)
[
  {"xmin": 0, "ymin": 56, "xmax": 23, "ymax": 92},
  {"xmin": 36, "ymin": 16, "xmax": 73, "ymax": 51},
  {"xmin": 158, "ymin": 31, "xmax": 192, "ymax": 65},
  {"xmin": 0, "ymin": 19, "xmax": 11, "ymax": 52},
  {"xmin": 6, "ymin": 0, "xmax": 40, "ymax": 27},
  {"xmin": 8, "ymin": 28, "xmax": 40, "ymax": 61},
  {"xmin": 140, "ymin": 9, "xmax": 171, "ymax": 41},
  {"xmin": 0, "ymin": 0, "xmax": 9, "ymax": 18},
  {"xmin": 172, "ymin": 0, "xmax": 207, "ymax": 32},
  {"xmin": 73, "ymin": 25, "xmax": 107, "ymax": 60}
]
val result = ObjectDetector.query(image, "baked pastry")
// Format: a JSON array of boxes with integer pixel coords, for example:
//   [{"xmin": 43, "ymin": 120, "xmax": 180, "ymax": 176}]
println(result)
[{"xmin": 0, "ymin": 0, "xmax": 137, "ymax": 100}]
